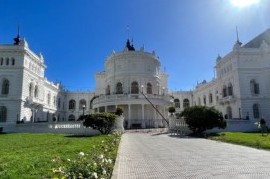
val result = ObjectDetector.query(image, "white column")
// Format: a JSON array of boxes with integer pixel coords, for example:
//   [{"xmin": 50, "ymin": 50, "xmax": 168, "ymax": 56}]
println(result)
[
  {"xmin": 163, "ymin": 106, "xmax": 166, "ymax": 127},
  {"xmin": 128, "ymin": 104, "xmax": 131, "ymax": 128},
  {"xmin": 155, "ymin": 105, "xmax": 159, "ymax": 128},
  {"xmin": 154, "ymin": 106, "xmax": 157, "ymax": 128},
  {"xmin": 105, "ymin": 106, "xmax": 107, "ymax": 112},
  {"xmin": 32, "ymin": 109, "xmax": 34, "ymax": 123},
  {"xmin": 142, "ymin": 104, "xmax": 145, "ymax": 128}
]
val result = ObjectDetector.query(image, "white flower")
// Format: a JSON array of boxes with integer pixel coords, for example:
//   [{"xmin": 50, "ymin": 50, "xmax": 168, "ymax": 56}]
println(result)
[
  {"xmin": 108, "ymin": 159, "xmax": 112, "ymax": 164},
  {"xmin": 78, "ymin": 152, "xmax": 85, "ymax": 157},
  {"xmin": 99, "ymin": 154, "xmax": 104, "ymax": 159},
  {"xmin": 93, "ymin": 162, "xmax": 97, "ymax": 167},
  {"xmin": 92, "ymin": 172, "xmax": 98, "ymax": 179},
  {"xmin": 67, "ymin": 158, "xmax": 71, "ymax": 162},
  {"xmin": 102, "ymin": 169, "xmax": 106, "ymax": 175}
]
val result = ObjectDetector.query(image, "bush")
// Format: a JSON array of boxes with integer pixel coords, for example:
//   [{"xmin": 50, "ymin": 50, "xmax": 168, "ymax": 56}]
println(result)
[
  {"xmin": 115, "ymin": 107, "xmax": 123, "ymax": 116},
  {"xmin": 168, "ymin": 106, "xmax": 176, "ymax": 114},
  {"xmin": 180, "ymin": 106, "xmax": 226, "ymax": 135},
  {"xmin": 81, "ymin": 113, "xmax": 117, "ymax": 134}
]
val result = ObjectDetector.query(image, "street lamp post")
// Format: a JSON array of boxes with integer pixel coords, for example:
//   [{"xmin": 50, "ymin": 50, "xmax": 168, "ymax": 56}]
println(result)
[
  {"xmin": 82, "ymin": 104, "xmax": 86, "ymax": 117},
  {"xmin": 239, "ymin": 107, "xmax": 241, "ymax": 119}
]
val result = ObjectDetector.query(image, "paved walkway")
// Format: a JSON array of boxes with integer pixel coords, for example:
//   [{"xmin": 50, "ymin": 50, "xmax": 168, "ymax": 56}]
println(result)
[{"xmin": 112, "ymin": 133, "xmax": 270, "ymax": 179}]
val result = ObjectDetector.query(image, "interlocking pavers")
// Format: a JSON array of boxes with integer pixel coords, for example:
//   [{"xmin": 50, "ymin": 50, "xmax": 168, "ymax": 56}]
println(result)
[{"xmin": 112, "ymin": 133, "xmax": 270, "ymax": 179}]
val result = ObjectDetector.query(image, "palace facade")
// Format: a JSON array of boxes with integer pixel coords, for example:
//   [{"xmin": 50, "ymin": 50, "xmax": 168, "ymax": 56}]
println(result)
[{"xmin": 1, "ymin": 28, "xmax": 270, "ymax": 132}]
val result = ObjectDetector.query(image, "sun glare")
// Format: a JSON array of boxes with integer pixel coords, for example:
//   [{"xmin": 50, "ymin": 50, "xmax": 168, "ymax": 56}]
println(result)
[{"xmin": 230, "ymin": 0, "xmax": 259, "ymax": 8}]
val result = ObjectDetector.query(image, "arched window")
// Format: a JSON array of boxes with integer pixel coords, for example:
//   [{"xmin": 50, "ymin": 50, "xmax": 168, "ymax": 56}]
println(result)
[
  {"xmin": 174, "ymin": 99, "xmax": 180, "ymax": 108},
  {"xmin": 29, "ymin": 83, "xmax": 33, "ymax": 97},
  {"xmin": 2, "ymin": 79, "xmax": 9, "ymax": 95},
  {"xmin": 6, "ymin": 58, "xmax": 9, "ymax": 65},
  {"xmin": 47, "ymin": 93, "xmax": 51, "ymax": 105},
  {"xmin": 209, "ymin": 93, "xmax": 213, "ymax": 103},
  {"xmin": 226, "ymin": 106, "xmax": 232, "ymax": 119},
  {"xmin": 68, "ymin": 114, "xmax": 76, "ymax": 121},
  {"xmin": 183, "ymin": 99, "xmax": 190, "ymax": 109},
  {"xmin": 0, "ymin": 106, "xmax": 7, "ymax": 122},
  {"xmin": 222, "ymin": 85, "xmax": 227, "ymax": 97},
  {"xmin": 106, "ymin": 85, "xmax": 110, "ymax": 95},
  {"xmin": 253, "ymin": 103, "xmax": 260, "ymax": 119},
  {"xmin": 250, "ymin": 79, "xmax": 259, "ymax": 95},
  {"xmin": 131, "ymin": 81, "xmax": 139, "ymax": 94},
  {"xmin": 228, "ymin": 83, "xmax": 233, "ymax": 96},
  {"xmin": 147, "ymin": 83, "xmax": 152, "ymax": 94},
  {"xmin": 53, "ymin": 96, "xmax": 56, "ymax": 106},
  {"xmin": 69, "ymin": 100, "xmax": 76, "ymax": 110},
  {"xmin": 79, "ymin": 99, "xmax": 86, "ymax": 110},
  {"xmin": 116, "ymin": 82, "xmax": 123, "ymax": 94},
  {"xmin": 12, "ymin": 58, "xmax": 15, "ymax": 66},
  {"xmin": 58, "ymin": 98, "xmax": 61, "ymax": 108},
  {"xmin": 34, "ymin": 85, "xmax": 38, "ymax": 98}
]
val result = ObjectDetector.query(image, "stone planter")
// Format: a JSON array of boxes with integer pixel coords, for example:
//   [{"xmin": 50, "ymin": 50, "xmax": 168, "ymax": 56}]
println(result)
[
  {"xmin": 114, "ymin": 115, "xmax": 125, "ymax": 133},
  {"xmin": 169, "ymin": 114, "xmax": 176, "ymax": 129}
]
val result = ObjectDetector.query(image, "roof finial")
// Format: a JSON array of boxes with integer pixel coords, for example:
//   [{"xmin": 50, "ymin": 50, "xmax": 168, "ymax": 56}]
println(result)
[
  {"xmin": 126, "ymin": 25, "xmax": 130, "ymax": 40},
  {"xmin": 236, "ymin": 26, "xmax": 239, "ymax": 42},
  {"xmin": 14, "ymin": 21, "xmax": 21, "ymax": 45}
]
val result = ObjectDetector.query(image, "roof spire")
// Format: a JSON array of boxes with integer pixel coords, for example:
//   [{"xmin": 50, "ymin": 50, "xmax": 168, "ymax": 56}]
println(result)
[
  {"xmin": 14, "ymin": 21, "xmax": 21, "ymax": 45},
  {"xmin": 236, "ymin": 26, "xmax": 242, "ymax": 45}
]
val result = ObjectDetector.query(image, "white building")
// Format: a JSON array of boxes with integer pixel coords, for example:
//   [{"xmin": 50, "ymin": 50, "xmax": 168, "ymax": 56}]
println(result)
[
  {"xmin": 172, "ymin": 28, "xmax": 270, "ymax": 131},
  {"xmin": 1, "ymin": 28, "xmax": 270, "ymax": 132}
]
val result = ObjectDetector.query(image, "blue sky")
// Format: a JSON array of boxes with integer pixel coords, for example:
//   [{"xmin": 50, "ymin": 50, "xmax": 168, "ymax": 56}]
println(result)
[{"xmin": 1, "ymin": 0, "xmax": 270, "ymax": 91}]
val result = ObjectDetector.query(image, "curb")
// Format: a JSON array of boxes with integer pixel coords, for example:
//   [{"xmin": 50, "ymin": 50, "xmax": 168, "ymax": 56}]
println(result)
[{"xmin": 111, "ymin": 133, "xmax": 124, "ymax": 179}]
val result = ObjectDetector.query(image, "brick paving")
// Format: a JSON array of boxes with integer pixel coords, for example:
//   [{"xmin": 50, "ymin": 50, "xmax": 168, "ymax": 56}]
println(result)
[{"xmin": 112, "ymin": 133, "xmax": 270, "ymax": 179}]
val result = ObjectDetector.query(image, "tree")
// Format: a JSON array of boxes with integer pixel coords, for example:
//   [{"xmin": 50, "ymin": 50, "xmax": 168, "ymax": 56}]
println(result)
[
  {"xmin": 168, "ymin": 106, "xmax": 176, "ymax": 114},
  {"xmin": 115, "ymin": 107, "xmax": 123, "ymax": 116},
  {"xmin": 180, "ymin": 106, "xmax": 226, "ymax": 135},
  {"xmin": 79, "ymin": 113, "xmax": 116, "ymax": 134}
]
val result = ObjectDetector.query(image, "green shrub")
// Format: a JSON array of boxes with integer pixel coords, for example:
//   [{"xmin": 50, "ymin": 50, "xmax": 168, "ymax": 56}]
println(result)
[
  {"xmin": 81, "ymin": 113, "xmax": 116, "ymax": 134},
  {"xmin": 180, "ymin": 106, "xmax": 226, "ymax": 135}
]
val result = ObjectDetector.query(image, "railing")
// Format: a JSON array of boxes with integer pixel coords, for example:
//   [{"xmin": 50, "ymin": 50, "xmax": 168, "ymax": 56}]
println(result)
[
  {"xmin": 9, "ymin": 121, "xmax": 100, "ymax": 135},
  {"xmin": 169, "ymin": 117, "xmax": 191, "ymax": 136},
  {"xmin": 26, "ymin": 96, "xmax": 44, "ymax": 105},
  {"xmin": 93, "ymin": 93, "xmax": 171, "ymax": 105},
  {"xmin": 219, "ymin": 95, "xmax": 236, "ymax": 104}
]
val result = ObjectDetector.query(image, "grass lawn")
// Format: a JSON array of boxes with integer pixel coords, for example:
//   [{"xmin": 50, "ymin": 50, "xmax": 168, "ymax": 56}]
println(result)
[
  {"xmin": 209, "ymin": 132, "xmax": 270, "ymax": 150},
  {"xmin": 0, "ymin": 133, "xmax": 118, "ymax": 178}
]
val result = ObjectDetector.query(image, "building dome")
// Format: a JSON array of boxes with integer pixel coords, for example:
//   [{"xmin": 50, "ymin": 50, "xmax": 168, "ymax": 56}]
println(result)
[{"xmin": 94, "ymin": 41, "xmax": 170, "ymax": 129}]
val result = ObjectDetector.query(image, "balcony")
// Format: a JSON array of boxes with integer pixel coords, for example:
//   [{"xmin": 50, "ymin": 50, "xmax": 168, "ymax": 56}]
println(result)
[
  {"xmin": 25, "ymin": 96, "xmax": 44, "ymax": 107},
  {"xmin": 219, "ymin": 95, "xmax": 236, "ymax": 105},
  {"xmin": 92, "ymin": 93, "xmax": 172, "ymax": 107}
]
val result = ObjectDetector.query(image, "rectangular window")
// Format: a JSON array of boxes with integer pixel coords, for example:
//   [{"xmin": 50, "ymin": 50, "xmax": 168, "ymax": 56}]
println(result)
[{"xmin": 254, "ymin": 84, "xmax": 260, "ymax": 94}]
